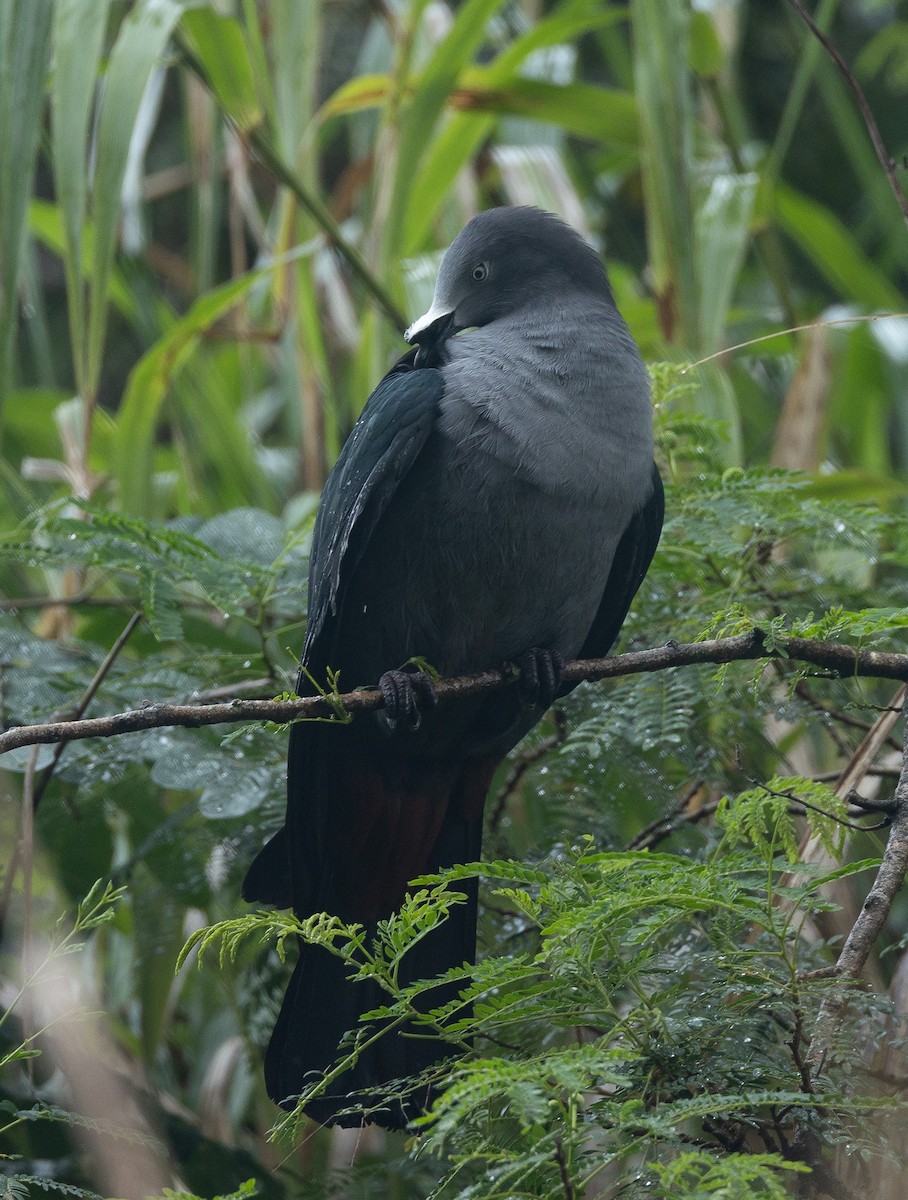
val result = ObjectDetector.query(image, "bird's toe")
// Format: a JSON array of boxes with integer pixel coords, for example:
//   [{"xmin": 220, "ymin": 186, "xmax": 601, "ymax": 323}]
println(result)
[
  {"xmin": 514, "ymin": 648, "xmax": 565, "ymax": 710},
  {"xmin": 378, "ymin": 668, "xmax": 437, "ymax": 732}
]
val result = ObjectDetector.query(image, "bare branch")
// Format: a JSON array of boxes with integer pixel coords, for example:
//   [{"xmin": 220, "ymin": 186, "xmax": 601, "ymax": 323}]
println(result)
[
  {"xmin": 31, "ymin": 611, "xmax": 144, "ymax": 813},
  {"xmin": 489, "ymin": 709, "xmax": 567, "ymax": 833},
  {"xmin": 784, "ymin": 0, "xmax": 908, "ymax": 229},
  {"xmin": 0, "ymin": 629, "xmax": 906, "ymax": 757},
  {"xmin": 806, "ymin": 690, "xmax": 908, "ymax": 1076}
]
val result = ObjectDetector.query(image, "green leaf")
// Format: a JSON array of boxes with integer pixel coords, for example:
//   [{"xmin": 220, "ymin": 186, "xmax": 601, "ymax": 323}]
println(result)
[
  {"xmin": 385, "ymin": 0, "xmax": 509, "ymax": 261},
  {"xmin": 29, "ymin": 199, "xmax": 138, "ymax": 323},
  {"xmin": 688, "ymin": 9, "xmax": 723, "ymax": 78},
  {"xmin": 113, "ymin": 271, "xmax": 265, "ymax": 516},
  {"xmin": 404, "ymin": 1, "xmax": 631, "ymax": 250},
  {"xmin": 695, "ymin": 172, "xmax": 758, "ymax": 354},
  {"xmin": 51, "ymin": 0, "xmax": 112, "ymax": 398},
  {"xmin": 774, "ymin": 183, "xmax": 905, "ymax": 311},
  {"xmin": 88, "ymin": 0, "xmax": 182, "ymax": 400},
  {"xmin": 0, "ymin": 0, "xmax": 54, "ymax": 413},
  {"xmin": 180, "ymin": 7, "xmax": 263, "ymax": 134},
  {"xmin": 456, "ymin": 71, "xmax": 639, "ymax": 143},
  {"xmin": 632, "ymin": 0, "xmax": 699, "ymax": 345},
  {"xmin": 139, "ymin": 572, "xmax": 183, "ymax": 642}
]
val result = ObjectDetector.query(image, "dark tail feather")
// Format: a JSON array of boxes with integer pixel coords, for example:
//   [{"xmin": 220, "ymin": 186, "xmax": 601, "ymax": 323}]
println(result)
[
  {"xmin": 242, "ymin": 826, "xmax": 292, "ymax": 908},
  {"xmin": 264, "ymin": 901, "xmax": 474, "ymax": 1129},
  {"xmin": 265, "ymin": 758, "xmax": 494, "ymax": 1130}
]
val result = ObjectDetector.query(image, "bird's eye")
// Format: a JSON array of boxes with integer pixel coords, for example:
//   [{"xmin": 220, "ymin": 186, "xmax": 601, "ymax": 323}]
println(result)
[{"xmin": 472, "ymin": 262, "xmax": 489, "ymax": 282}]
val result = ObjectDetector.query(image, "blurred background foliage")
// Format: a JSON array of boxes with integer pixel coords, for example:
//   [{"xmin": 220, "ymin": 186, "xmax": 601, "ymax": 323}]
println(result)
[{"xmin": 1, "ymin": 0, "xmax": 908, "ymax": 1196}]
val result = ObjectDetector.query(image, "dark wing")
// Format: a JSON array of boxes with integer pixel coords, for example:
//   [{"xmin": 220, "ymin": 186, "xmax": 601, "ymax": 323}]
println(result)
[
  {"xmin": 302, "ymin": 355, "xmax": 443, "ymax": 660},
  {"xmin": 243, "ymin": 357, "xmax": 442, "ymax": 909},
  {"xmin": 578, "ymin": 461, "xmax": 664, "ymax": 660}
]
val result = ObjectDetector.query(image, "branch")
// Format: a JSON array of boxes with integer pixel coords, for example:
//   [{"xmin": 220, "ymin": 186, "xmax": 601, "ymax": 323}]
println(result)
[
  {"xmin": 31, "ymin": 611, "xmax": 143, "ymax": 813},
  {"xmin": 806, "ymin": 689, "xmax": 908, "ymax": 1076},
  {"xmin": 174, "ymin": 34, "xmax": 408, "ymax": 331},
  {"xmin": 784, "ymin": 0, "xmax": 908, "ymax": 230},
  {"xmin": 0, "ymin": 612, "xmax": 143, "ymax": 944},
  {"xmin": 1, "ymin": 630, "xmax": 907, "ymax": 756}
]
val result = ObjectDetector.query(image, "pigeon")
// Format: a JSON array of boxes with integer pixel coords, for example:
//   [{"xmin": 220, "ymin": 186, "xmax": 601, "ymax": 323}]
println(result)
[{"xmin": 243, "ymin": 205, "xmax": 664, "ymax": 1128}]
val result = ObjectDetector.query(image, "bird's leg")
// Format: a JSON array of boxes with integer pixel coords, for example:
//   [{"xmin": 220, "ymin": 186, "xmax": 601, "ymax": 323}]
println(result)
[
  {"xmin": 513, "ymin": 648, "xmax": 565, "ymax": 711},
  {"xmin": 378, "ymin": 667, "xmax": 439, "ymax": 733}
]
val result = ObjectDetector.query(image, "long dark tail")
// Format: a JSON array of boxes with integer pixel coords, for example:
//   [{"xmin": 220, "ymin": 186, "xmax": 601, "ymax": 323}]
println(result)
[
  {"xmin": 262, "ymin": 757, "xmax": 494, "ymax": 1129},
  {"xmin": 264, "ymin": 882, "xmax": 477, "ymax": 1128}
]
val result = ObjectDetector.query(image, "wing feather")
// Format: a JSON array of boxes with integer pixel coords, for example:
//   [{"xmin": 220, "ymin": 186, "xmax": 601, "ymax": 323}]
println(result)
[
  {"xmin": 579, "ymin": 462, "xmax": 664, "ymax": 660},
  {"xmin": 304, "ymin": 357, "xmax": 444, "ymax": 657}
]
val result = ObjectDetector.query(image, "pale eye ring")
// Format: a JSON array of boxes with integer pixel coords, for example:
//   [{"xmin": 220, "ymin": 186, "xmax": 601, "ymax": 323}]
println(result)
[{"xmin": 472, "ymin": 262, "xmax": 489, "ymax": 282}]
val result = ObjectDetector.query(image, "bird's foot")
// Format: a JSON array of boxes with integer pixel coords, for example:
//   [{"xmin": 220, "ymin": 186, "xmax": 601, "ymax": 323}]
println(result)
[
  {"xmin": 378, "ymin": 668, "xmax": 438, "ymax": 733},
  {"xmin": 513, "ymin": 648, "xmax": 565, "ymax": 710}
]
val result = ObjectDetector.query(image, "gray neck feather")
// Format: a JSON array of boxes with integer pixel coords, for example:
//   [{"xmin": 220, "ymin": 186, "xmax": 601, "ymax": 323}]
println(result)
[{"xmin": 439, "ymin": 298, "xmax": 654, "ymax": 510}]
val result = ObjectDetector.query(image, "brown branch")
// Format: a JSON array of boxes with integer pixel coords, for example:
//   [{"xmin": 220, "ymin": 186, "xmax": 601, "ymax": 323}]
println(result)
[
  {"xmin": 173, "ymin": 34, "xmax": 408, "ymax": 331},
  {"xmin": 794, "ymin": 679, "xmax": 902, "ymax": 754},
  {"xmin": 784, "ymin": 0, "xmax": 908, "ymax": 230},
  {"xmin": 31, "ymin": 611, "xmax": 144, "ymax": 813},
  {"xmin": 624, "ymin": 781, "xmax": 709, "ymax": 851},
  {"xmin": 0, "ymin": 612, "xmax": 144, "ymax": 944},
  {"xmin": 489, "ymin": 709, "xmax": 567, "ymax": 832},
  {"xmin": 806, "ymin": 690, "xmax": 908, "ymax": 1077},
  {"xmin": 1, "ymin": 630, "xmax": 908, "ymax": 757},
  {"xmin": 626, "ymin": 795, "xmax": 884, "ymax": 854}
]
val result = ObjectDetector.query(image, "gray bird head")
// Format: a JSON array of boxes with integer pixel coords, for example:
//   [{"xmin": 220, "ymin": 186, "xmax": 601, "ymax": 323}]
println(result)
[{"xmin": 405, "ymin": 206, "xmax": 612, "ymax": 364}]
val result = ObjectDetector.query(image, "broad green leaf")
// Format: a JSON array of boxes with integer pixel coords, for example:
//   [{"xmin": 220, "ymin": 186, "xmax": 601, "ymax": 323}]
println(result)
[
  {"xmin": 404, "ymin": 0, "xmax": 631, "ymax": 250},
  {"xmin": 88, "ymin": 0, "xmax": 182, "ymax": 401},
  {"xmin": 269, "ymin": 0, "xmax": 321, "ymax": 163},
  {"xmin": 455, "ymin": 73, "xmax": 638, "ymax": 144},
  {"xmin": 3, "ymin": 388, "xmax": 73, "ymax": 468},
  {"xmin": 803, "ymin": 469, "xmax": 908, "ymax": 502},
  {"xmin": 29, "ymin": 200, "xmax": 138, "ymax": 324},
  {"xmin": 632, "ymin": 0, "xmax": 699, "ymax": 346},
  {"xmin": 688, "ymin": 8, "xmax": 723, "ymax": 78},
  {"xmin": 51, "ymin": 0, "xmax": 112, "ymax": 398},
  {"xmin": 695, "ymin": 172, "xmax": 758, "ymax": 354},
  {"xmin": 114, "ymin": 272, "xmax": 265, "ymax": 516},
  {"xmin": 170, "ymin": 351, "xmax": 275, "ymax": 515},
  {"xmin": 180, "ymin": 7, "xmax": 263, "ymax": 134},
  {"xmin": 319, "ymin": 72, "xmax": 393, "ymax": 121},
  {"xmin": 385, "ymin": 0, "xmax": 509, "ymax": 260},
  {"xmin": 327, "ymin": 72, "xmax": 636, "ymax": 143},
  {"xmin": 774, "ymin": 184, "xmax": 905, "ymax": 311},
  {"xmin": 0, "ymin": 0, "xmax": 53, "ymax": 414}
]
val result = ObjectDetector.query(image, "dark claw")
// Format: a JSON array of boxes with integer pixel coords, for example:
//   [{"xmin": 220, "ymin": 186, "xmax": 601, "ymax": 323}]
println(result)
[
  {"xmin": 514, "ymin": 648, "xmax": 565, "ymax": 710},
  {"xmin": 378, "ymin": 668, "xmax": 438, "ymax": 733}
]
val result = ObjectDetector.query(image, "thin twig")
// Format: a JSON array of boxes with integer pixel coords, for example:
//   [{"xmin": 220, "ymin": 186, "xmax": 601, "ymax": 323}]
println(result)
[
  {"xmin": 624, "ymin": 781, "xmax": 707, "ymax": 851},
  {"xmin": 794, "ymin": 679, "xmax": 902, "ymax": 754},
  {"xmin": 806, "ymin": 691, "xmax": 908, "ymax": 1076},
  {"xmin": 752, "ymin": 778, "xmax": 891, "ymax": 833},
  {"xmin": 784, "ymin": 0, "xmax": 908, "ymax": 229},
  {"xmin": 553, "ymin": 1136, "xmax": 576, "ymax": 1200},
  {"xmin": 683, "ymin": 312, "xmax": 908, "ymax": 372},
  {"xmin": 19, "ymin": 748, "xmax": 39, "ymax": 1086},
  {"xmin": 0, "ymin": 613, "xmax": 143, "ymax": 944},
  {"xmin": 626, "ymin": 797, "xmax": 881, "ymax": 853},
  {"xmin": 174, "ymin": 34, "xmax": 407, "ymax": 330},
  {"xmin": 2, "ymin": 630, "xmax": 908, "ymax": 756},
  {"xmin": 489, "ymin": 709, "xmax": 567, "ymax": 832},
  {"xmin": 812, "ymin": 767, "xmax": 899, "ymax": 784},
  {"xmin": 30, "ymin": 611, "xmax": 144, "ymax": 814}
]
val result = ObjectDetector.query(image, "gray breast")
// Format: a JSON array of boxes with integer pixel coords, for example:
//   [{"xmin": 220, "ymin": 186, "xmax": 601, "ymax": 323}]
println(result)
[{"xmin": 439, "ymin": 299, "xmax": 654, "ymax": 514}]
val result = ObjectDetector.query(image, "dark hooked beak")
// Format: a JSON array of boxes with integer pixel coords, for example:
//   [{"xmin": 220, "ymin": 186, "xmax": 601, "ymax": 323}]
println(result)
[{"xmin": 404, "ymin": 307, "xmax": 458, "ymax": 367}]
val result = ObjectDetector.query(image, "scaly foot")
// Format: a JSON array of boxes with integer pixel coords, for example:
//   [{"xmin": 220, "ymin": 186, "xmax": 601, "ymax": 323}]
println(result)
[
  {"xmin": 513, "ymin": 648, "xmax": 565, "ymax": 710},
  {"xmin": 378, "ymin": 668, "xmax": 438, "ymax": 732}
]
